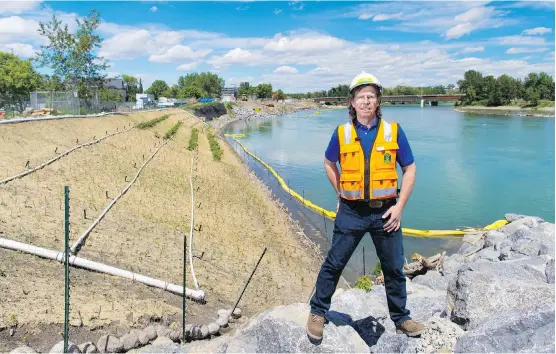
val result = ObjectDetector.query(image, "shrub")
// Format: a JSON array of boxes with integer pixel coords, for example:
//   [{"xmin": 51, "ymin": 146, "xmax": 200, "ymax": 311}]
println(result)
[
  {"xmin": 136, "ymin": 114, "xmax": 169, "ymax": 129},
  {"xmin": 354, "ymin": 275, "xmax": 372, "ymax": 292},
  {"xmin": 188, "ymin": 128, "xmax": 199, "ymax": 151},
  {"xmin": 164, "ymin": 121, "xmax": 183, "ymax": 139},
  {"xmin": 206, "ymin": 129, "xmax": 223, "ymax": 161}
]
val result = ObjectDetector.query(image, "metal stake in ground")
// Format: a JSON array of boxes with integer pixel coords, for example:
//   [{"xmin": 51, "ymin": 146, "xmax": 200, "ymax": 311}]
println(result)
[
  {"xmin": 64, "ymin": 186, "xmax": 70, "ymax": 353},
  {"xmin": 182, "ymin": 232, "xmax": 187, "ymax": 342},
  {"xmin": 231, "ymin": 247, "xmax": 267, "ymax": 316}
]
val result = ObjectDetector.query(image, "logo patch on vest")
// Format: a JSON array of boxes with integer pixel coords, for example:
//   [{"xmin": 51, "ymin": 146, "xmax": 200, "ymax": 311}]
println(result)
[{"xmin": 384, "ymin": 153, "xmax": 392, "ymax": 164}]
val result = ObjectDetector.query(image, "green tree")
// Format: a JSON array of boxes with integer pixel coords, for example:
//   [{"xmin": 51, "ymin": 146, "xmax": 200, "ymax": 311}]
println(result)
[
  {"xmin": 39, "ymin": 74, "xmax": 65, "ymax": 91},
  {"xmin": 256, "ymin": 83, "xmax": 273, "ymax": 98},
  {"xmin": 98, "ymin": 87, "xmax": 124, "ymax": 102},
  {"xmin": 0, "ymin": 52, "xmax": 41, "ymax": 111},
  {"xmin": 537, "ymin": 72, "xmax": 555, "ymax": 100},
  {"xmin": 138, "ymin": 78, "xmax": 144, "ymax": 94},
  {"xmin": 36, "ymin": 9, "xmax": 108, "ymax": 98},
  {"xmin": 178, "ymin": 85, "xmax": 205, "ymax": 99},
  {"xmin": 457, "ymin": 70, "xmax": 486, "ymax": 104},
  {"xmin": 238, "ymin": 82, "xmax": 251, "ymax": 96},
  {"xmin": 177, "ymin": 72, "xmax": 224, "ymax": 97},
  {"xmin": 496, "ymin": 74, "xmax": 515, "ymax": 105},
  {"xmin": 162, "ymin": 84, "xmax": 179, "ymax": 98},
  {"xmin": 122, "ymin": 74, "xmax": 138, "ymax": 102},
  {"xmin": 146, "ymin": 80, "xmax": 168, "ymax": 100},
  {"xmin": 525, "ymin": 86, "xmax": 540, "ymax": 106}
]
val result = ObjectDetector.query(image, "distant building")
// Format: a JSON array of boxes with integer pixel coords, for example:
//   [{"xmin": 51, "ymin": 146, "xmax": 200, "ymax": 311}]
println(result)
[
  {"xmin": 221, "ymin": 86, "xmax": 238, "ymax": 102},
  {"xmin": 104, "ymin": 78, "xmax": 129, "ymax": 101},
  {"xmin": 135, "ymin": 93, "xmax": 155, "ymax": 109}
]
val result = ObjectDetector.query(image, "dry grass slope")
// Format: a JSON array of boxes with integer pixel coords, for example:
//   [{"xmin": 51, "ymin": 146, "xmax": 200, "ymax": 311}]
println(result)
[{"xmin": 0, "ymin": 108, "xmax": 321, "ymax": 343}]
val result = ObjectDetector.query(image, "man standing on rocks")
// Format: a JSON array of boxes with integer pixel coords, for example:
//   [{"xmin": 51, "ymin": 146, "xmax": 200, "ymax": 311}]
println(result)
[{"xmin": 307, "ymin": 72, "xmax": 424, "ymax": 343}]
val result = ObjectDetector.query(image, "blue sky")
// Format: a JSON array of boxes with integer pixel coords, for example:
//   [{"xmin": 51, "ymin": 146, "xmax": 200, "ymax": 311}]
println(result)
[{"xmin": 1, "ymin": 1, "xmax": 554, "ymax": 92}]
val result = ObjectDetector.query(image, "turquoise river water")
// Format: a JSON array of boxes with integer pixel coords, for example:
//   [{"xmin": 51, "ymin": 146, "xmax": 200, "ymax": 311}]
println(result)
[{"xmin": 224, "ymin": 105, "xmax": 555, "ymax": 280}]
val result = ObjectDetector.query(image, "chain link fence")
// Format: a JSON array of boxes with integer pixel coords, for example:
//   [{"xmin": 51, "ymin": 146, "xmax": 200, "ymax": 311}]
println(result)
[{"xmin": 0, "ymin": 91, "xmax": 164, "ymax": 120}]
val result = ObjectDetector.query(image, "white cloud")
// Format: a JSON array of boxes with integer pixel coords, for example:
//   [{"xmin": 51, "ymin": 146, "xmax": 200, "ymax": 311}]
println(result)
[
  {"xmin": 148, "ymin": 45, "xmax": 211, "ymax": 63},
  {"xmin": 358, "ymin": 12, "xmax": 373, "ymax": 20},
  {"xmin": 0, "ymin": 43, "xmax": 36, "ymax": 57},
  {"xmin": 522, "ymin": 27, "xmax": 552, "ymax": 35},
  {"xmin": 263, "ymin": 33, "xmax": 346, "ymax": 52},
  {"xmin": 496, "ymin": 35, "xmax": 546, "ymax": 46},
  {"xmin": 149, "ymin": 6, "xmax": 158, "ymax": 12},
  {"xmin": 176, "ymin": 62, "xmax": 198, "ymax": 71},
  {"xmin": 207, "ymin": 48, "xmax": 265, "ymax": 67},
  {"xmin": 506, "ymin": 47, "xmax": 549, "ymax": 54},
  {"xmin": 373, "ymin": 12, "xmax": 404, "ymax": 21},
  {"xmin": 99, "ymin": 29, "xmax": 152, "ymax": 60},
  {"xmin": 444, "ymin": 6, "xmax": 501, "ymax": 39},
  {"xmin": 0, "ymin": 0, "xmax": 42, "ymax": 14},
  {"xmin": 274, "ymin": 8, "xmax": 282, "ymax": 15},
  {"xmin": 349, "ymin": 2, "xmax": 511, "ymax": 39},
  {"xmin": 273, "ymin": 65, "xmax": 299, "ymax": 74},
  {"xmin": 458, "ymin": 46, "xmax": 484, "ymax": 54},
  {"xmin": 0, "ymin": 16, "xmax": 41, "ymax": 44}
]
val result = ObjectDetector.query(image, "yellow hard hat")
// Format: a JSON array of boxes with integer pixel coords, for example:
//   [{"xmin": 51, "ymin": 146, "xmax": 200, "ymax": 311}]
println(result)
[{"xmin": 349, "ymin": 71, "xmax": 382, "ymax": 93}]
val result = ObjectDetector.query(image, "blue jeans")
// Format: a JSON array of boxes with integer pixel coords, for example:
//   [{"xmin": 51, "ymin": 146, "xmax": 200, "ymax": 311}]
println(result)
[{"xmin": 310, "ymin": 198, "xmax": 411, "ymax": 327}]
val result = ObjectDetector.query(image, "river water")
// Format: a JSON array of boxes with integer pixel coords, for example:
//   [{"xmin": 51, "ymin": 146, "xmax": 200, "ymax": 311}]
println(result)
[{"xmin": 223, "ymin": 104, "xmax": 555, "ymax": 280}]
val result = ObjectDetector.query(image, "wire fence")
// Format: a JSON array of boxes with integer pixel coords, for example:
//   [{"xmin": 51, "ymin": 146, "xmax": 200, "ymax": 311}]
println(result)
[{"xmin": 0, "ymin": 91, "xmax": 164, "ymax": 120}]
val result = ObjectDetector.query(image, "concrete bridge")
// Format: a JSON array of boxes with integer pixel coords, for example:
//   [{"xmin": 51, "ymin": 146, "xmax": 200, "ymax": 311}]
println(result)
[{"xmin": 313, "ymin": 94, "xmax": 465, "ymax": 107}]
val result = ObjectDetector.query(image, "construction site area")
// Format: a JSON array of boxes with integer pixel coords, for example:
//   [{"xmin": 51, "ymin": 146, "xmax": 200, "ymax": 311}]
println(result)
[{"xmin": 0, "ymin": 105, "xmax": 323, "ymax": 352}]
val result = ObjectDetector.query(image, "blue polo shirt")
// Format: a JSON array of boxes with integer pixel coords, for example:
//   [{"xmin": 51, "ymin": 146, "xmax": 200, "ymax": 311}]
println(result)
[{"xmin": 325, "ymin": 118, "xmax": 414, "ymax": 167}]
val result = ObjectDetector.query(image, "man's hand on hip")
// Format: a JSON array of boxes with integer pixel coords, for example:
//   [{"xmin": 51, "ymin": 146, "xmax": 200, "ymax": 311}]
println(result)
[{"xmin": 382, "ymin": 203, "xmax": 403, "ymax": 233}]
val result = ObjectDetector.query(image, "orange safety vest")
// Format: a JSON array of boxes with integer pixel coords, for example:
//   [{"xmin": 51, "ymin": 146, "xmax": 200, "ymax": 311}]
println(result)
[{"xmin": 337, "ymin": 118, "xmax": 399, "ymax": 200}]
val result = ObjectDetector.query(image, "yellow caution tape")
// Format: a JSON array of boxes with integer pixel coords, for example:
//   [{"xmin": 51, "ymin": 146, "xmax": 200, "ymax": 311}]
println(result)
[
  {"xmin": 229, "ymin": 136, "xmax": 509, "ymax": 238},
  {"xmin": 224, "ymin": 133, "xmax": 246, "ymax": 137}
]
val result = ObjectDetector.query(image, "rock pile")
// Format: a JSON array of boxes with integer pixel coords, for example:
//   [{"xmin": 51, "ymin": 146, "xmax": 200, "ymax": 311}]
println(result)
[
  {"xmin": 9, "ymin": 308, "xmax": 243, "ymax": 353},
  {"xmin": 182, "ymin": 213, "xmax": 554, "ymax": 353}
]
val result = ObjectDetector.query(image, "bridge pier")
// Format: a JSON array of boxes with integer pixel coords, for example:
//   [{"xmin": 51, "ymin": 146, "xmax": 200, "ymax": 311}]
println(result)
[{"xmin": 420, "ymin": 99, "xmax": 424, "ymax": 108}]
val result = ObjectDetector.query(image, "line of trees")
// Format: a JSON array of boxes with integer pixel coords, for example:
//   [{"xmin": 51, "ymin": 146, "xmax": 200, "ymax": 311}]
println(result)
[
  {"xmin": 145, "ymin": 72, "xmax": 225, "ymax": 100},
  {"xmin": 457, "ymin": 70, "xmax": 554, "ymax": 106},
  {"xmin": 237, "ymin": 82, "xmax": 276, "ymax": 99}
]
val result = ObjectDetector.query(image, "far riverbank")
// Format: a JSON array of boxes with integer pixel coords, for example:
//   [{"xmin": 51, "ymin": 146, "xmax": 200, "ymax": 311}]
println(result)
[{"xmin": 455, "ymin": 104, "xmax": 555, "ymax": 117}]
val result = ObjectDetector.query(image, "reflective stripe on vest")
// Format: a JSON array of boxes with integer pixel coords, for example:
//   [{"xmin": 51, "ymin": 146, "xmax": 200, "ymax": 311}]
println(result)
[{"xmin": 340, "ymin": 189, "xmax": 362, "ymax": 199}]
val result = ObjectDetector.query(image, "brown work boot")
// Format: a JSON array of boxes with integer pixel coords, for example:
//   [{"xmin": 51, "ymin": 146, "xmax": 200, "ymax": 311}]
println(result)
[
  {"xmin": 306, "ymin": 313, "xmax": 325, "ymax": 343},
  {"xmin": 396, "ymin": 319, "xmax": 425, "ymax": 337}
]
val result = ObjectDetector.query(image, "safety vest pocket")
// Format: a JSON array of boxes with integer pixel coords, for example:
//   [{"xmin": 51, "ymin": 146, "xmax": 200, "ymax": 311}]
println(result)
[
  {"xmin": 340, "ymin": 143, "xmax": 361, "ymax": 172},
  {"xmin": 371, "ymin": 170, "xmax": 398, "ymax": 199},
  {"xmin": 339, "ymin": 172, "xmax": 363, "ymax": 199}
]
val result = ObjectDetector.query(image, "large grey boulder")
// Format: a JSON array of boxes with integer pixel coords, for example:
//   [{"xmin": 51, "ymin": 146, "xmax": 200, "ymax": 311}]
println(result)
[
  {"xmin": 97, "ymin": 335, "xmax": 123, "ymax": 353},
  {"xmin": 447, "ymin": 267, "xmax": 554, "ymax": 330},
  {"xmin": 10, "ymin": 346, "xmax": 37, "ymax": 354},
  {"xmin": 546, "ymin": 259, "xmax": 555, "ymax": 284},
  {"xmin": 454, "ymin": 307, "xmax": 554, "ymax": 353},
  {"xmin": 411, "ymin": 271, "xmax": 452, "ymax": 292},
  {"xmin": 214, "ymin": 302, "xmax": 369, "ymax": 353},
  {"xmin": 49, "ymin": 341, "xmax": 80, "ymax": 353},
  {"xmin": 505, "ymin": 213, "xmax": 544, "ymax": 223},
  {"xmin": 371, "ymin": 316, "xmax": 464, "ymax": 353}
]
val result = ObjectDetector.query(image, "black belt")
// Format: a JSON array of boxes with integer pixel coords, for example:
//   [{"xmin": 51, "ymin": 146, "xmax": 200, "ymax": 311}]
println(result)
[{"xmin": 341, "ymin": 198, "xmax": 397, "ymax": 209}]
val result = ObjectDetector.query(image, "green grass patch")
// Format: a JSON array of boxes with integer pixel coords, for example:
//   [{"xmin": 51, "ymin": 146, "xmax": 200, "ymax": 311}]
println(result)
[
  {"xmin": 164, "ymin": 120, "xmax": 183, "ymax": 139},
  {"xmin": 136, "ymin": 114, "xmax": 169, "ymax": 129},
  {"xmin": 206, "ymin": 128, "xmax": 223, "ymax": 161},
  {"xmin": 188, "ymin": 127, "xmax": 199, "ymax": 151}
]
